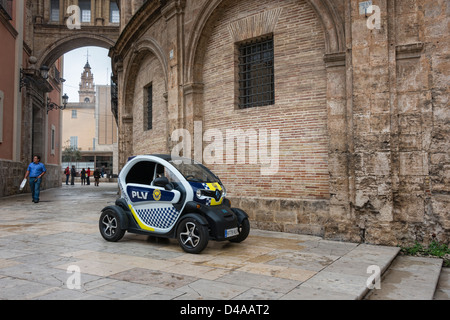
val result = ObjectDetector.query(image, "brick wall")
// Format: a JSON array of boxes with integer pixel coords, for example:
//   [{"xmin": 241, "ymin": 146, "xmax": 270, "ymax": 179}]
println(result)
[
  {"xmin": 202, "ymin": 0, "xmax": 329, "ymax": 201},
  {"xmin": 131, "ymin": 54, "xmax": 169, "ymax": 155}
]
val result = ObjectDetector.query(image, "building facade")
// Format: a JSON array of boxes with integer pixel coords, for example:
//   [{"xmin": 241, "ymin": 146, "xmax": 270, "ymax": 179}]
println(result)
[
  {"xmin": 0, "ymin": 0, "xmax": 120, "ymax": 197},
  {"xmin": 62, "ymin": 59, "xmax": 118, "ymax": 175},
  {"xmin": 0, "ymin": 0, "xmax": 64, "ymax": 197},
  {"xmin": 110, "ymin": 0, "xmax": 449, "ymax": 246}
]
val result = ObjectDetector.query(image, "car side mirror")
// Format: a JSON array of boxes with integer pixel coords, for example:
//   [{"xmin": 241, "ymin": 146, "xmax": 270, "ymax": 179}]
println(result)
[{"xmin": 154, "ymin": 177, "xmax": 169, "ymax": 188}]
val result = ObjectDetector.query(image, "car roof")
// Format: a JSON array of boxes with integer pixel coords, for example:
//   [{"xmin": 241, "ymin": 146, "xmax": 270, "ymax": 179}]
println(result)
[
  {"xmin": 127, "ymin": 154, "xmax": 169, "ymax": 162},
  {"xmin": 127, "ymin": 154, "xmax": 191, "ymax": 163}
]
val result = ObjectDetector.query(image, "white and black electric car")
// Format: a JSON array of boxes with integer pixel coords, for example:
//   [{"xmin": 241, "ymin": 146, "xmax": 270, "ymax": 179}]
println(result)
[{"xmin": 99, "ymin": 155, "xmax": 250, "ymax": 254}]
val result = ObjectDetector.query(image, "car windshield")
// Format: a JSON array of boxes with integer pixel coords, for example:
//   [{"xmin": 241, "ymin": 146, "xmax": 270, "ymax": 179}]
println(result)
[{"xmin": 169, "ymin": 160, "xmax": 220, "ymax": 183}]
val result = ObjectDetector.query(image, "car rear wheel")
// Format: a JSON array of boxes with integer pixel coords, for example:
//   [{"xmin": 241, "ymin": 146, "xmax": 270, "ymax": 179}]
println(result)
[
  {"xmin": 177, "ymin": 216, "xmax": 209, "ymax": 254},
  {"xmin": 99, "ymin": 209, "xmax": 126, "ymax": 242}
]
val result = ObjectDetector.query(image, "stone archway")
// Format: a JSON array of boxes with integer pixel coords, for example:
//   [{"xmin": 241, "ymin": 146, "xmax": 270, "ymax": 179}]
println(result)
[
  {"xmin": 122, "ymin": 37, "xmax": 169, "ymax": 116},
  {"xmin": 118, "ymin": 37, "xmax": 169, "ymax": 168},
  {"xmin": 184, "ymin": 0, "xmax": 345, "ymax": 84},
  {"xmin": 36, "ymin": 33, "xmax": 116, "ymax": 70}
]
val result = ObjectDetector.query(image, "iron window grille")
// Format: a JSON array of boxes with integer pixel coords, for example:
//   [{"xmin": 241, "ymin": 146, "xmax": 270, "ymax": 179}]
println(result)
[
  {"xmin": 110, "ymin": 0, "xmax": 120, "ymax": 23},
  {"xmin": 238, "ymin": 35, "xmax": 275, "ymax": 109},
  {"xmin": 111, "ymin": 77, "xmax": 118, "ymax": 124},
  {"xmin": 79, "ymin": 0, "xmax": 91, "ymax": 23},
  {"xmin": 50, "ymin": 0, "xmax": 60, "ymax": 21},
  {"xmin": 145, "ymin": 84, "xmax": 153, "ymax": 130}
]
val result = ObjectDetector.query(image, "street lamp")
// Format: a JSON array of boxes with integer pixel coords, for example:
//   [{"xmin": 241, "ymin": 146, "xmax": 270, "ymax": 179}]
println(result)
[
  {"xmin": 20, "ymin": 65, "xmax": 51, "ymax": 91},
  {"xmin": 39, "ymin": 65, "xmax": 50, "ymax": 80},
  {"xmin": 47, "ymin": 93, "xmax": 69, "ymax": 114}
]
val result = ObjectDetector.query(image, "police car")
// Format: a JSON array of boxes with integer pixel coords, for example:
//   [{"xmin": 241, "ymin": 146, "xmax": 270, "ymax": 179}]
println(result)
[{"xmin": 99, "ymin": 155, "xmax": 250, "ymax": 254}]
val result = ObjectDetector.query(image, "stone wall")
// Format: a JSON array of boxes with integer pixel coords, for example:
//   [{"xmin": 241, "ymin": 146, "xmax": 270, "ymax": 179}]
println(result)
[
  {"xmin": 0, "ymin": 160, "xmax": 26, "ymax": 197},
  {"xmin": 0, "ymin": 160, "xmax": 61, "ymax": 198},
  {"xmin": 349, "ymin": 0, "xmax": 449, "ymax": 245}
]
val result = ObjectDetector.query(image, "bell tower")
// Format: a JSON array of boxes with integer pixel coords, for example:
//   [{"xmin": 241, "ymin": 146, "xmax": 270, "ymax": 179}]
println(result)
[{"xmin": 79, "ymin": 52, "xmax": 96, "ymax": 103}]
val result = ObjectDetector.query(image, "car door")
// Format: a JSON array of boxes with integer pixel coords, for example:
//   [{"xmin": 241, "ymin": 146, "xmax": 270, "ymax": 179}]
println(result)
[{"xmin": 124, "ymin": 160, "xmax": 182, "ymax": 233}]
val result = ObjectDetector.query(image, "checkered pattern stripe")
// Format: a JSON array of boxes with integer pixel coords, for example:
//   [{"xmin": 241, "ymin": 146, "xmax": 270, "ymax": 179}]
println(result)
[
  {"xmin": 136, "ymin": 206, "xmax": 180, "ymax": 229},
  {"xmin": 202, "ymin": 183, "xmax": 212, "ymax": 206}
]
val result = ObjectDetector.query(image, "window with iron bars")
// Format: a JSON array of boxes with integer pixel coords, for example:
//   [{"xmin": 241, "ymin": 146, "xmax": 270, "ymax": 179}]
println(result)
[
  {"xmin": 111, "ymin": 78, "xmax": 118, "ymax": 124},
  {"xmin": 238, "ymin": 35, "xmax": 275, "ymax": 109},
  {"xmin": 79, "ymin": 0, "xmax": 91, "ymax": 23},
  {"xmin": 145, "ymin": 84, "xmax": 153, "ymax": 131}
]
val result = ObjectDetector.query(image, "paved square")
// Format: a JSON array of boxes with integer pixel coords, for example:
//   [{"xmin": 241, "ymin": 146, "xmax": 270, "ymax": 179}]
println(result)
[{"xmin": 0, "ymin": 183, "xmax": 401, "ymax": 300}]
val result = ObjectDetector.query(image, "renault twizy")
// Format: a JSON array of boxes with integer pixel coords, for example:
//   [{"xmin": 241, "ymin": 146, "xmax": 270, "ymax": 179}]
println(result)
[{"xmin": 99, "ymin": 155, "xmax": 250, "ymax": 254}]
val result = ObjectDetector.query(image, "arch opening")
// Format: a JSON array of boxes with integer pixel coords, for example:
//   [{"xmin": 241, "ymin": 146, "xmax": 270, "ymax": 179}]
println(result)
[{"xmin": 37, "ymin": 34, "xmax": 115, "ymax": 70}]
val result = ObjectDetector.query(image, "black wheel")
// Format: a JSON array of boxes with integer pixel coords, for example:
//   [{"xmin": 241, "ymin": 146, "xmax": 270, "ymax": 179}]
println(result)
[
  {"xmin": 99, "ymin": 209, "xmax": 126, "ymax": 242},
  {"xmin": 177, "ymin": 216, "xmax": 209, "ymax": 254},
  {"xmin": 229, "ymin": 218, "xmax": 250, "ymax": 243}
]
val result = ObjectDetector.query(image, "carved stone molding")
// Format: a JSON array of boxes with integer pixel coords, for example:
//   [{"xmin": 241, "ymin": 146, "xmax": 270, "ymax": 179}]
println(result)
[
  {"xmin": 323, "ymin": 52, "xmax": 346, "ymax": 68},
  {"xmin": 396, "ymin": 42, "xmax": 424, "ymax": 60},
  {"xmin": 183, "ymin": 83, "xmax": 204, "ymax": 96}
]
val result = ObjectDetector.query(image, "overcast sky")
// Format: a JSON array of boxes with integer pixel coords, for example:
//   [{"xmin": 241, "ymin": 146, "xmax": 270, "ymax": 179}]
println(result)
[{"xmin": 62, "ymin": 46, "xmax": 111, "ymax": 102}]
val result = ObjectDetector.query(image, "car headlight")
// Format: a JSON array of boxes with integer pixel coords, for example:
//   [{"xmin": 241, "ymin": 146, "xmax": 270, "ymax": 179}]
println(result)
[
  {"xmin": 196, "ymin": 189, "xmax": 203, "ymax": 198},
  {"xmin": 222, "ymin": 186, "xmax": 226, "ymax": 198}
]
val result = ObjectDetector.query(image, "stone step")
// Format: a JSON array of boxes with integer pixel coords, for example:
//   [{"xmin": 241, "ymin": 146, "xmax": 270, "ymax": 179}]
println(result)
[
  {"xmin": 284, "ymin": 244, "xmax": 401, "ymax": 300},
  {"xmin": 433, "ymin": 267, "xmax": 450, "ymax": 300},
  {"xmin": 365, "ymin": 255, "xmax": 443, "ymax": 300}
]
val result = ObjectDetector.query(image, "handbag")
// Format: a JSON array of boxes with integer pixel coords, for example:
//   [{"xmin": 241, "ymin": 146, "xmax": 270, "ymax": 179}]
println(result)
[{"xmin": 20, "ymin": 179, "xmax": 27, "ymax": 191}]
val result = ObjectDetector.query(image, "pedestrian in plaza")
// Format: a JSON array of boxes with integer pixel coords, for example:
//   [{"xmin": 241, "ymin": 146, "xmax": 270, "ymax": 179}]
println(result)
[
  {"xmin": 24, "ymin": 155, "xmax": 47, "ymax": 204},
  {"xmin": 64, "ymin": 166, "xmax": 70, "ymax": 185},
  {"xmin": 94, "ymin": 168, "xmax": 101, "ymax": 187},
  {"xmin": 70, "ymin": 165, "xmax": 76, "ymax": 185},
  {"xmin": 81, "ymin": 168, "xmax": 86, "ymax": 185},
  {"xmin": 86, "ymin": 167, "xmax": 91, "ymax": 185}
]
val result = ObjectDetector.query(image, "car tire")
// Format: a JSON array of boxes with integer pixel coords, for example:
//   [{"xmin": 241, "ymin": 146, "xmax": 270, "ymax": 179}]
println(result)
[
  {"xmin": 177, "ymin": 216, "xmax": 209, "ymax": 254},
  {"xmin": 99, "ymin": 209, "xmax": 126, "ymax": 242},
  {"xmin": 229, "ymin": 218, "xmax": 250, "ymax": 243}
]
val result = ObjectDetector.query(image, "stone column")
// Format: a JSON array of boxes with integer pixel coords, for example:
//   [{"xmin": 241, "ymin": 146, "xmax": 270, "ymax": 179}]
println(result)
[
  {"xmin": 350, "ymin": 0, "xmax": 395, "ymax": 243},
  {"xmin": 183, "ymin": 83, "xmax": 204, "ymax": 162},
  {"xmin": 324, "ymin": 52, "xmax": 354, "ymax": 240},
  {"xmin": 95, "ymin": 0, "xmax": 104, "ymax": 26},
  {"xmin": 114, "ymin": 59, "xmax": 131, "ymax": 171},
  {"xmin": 35, "ymin": 0, "xmax": 44, "ymax": 24},
  {"xmin": 120, "ymin": 115, "xmax": 134, "ymax": 169},
  {"xmin": 161, "ymin": 0, "xmax": 186, "ymax": 153}
]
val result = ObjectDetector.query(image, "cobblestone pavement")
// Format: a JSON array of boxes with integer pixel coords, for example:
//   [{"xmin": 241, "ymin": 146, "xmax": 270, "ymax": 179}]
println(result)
[{"xmin": 0, "ymin": 183, "xmax": 400, "ymax": 301}]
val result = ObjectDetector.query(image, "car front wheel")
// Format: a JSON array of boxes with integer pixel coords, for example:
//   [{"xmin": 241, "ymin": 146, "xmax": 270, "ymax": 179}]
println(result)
[{"xmin": 177, "ymin": 216, "xmax": 209, "ymax": 254}]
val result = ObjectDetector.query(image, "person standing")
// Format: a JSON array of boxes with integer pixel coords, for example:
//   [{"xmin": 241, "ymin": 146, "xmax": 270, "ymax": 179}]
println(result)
[
  {"xmin": 86, "ymin": 167, "xmax": 91, "ymax": 185},
  {"xmin": 70, "ymin": 165, "xmax": 77, "ymax": 185},
  {"xmin": 24, "ymin": 155, "xmax": 47, "ymax": 204},
  {"xmin": 81, "ymin": 168, "xmax": 86, "ymax": 185},
  {"xmin": 64, "ymin": 166, "xmax": 70, "ymax": 185},
  {"xmin": 94, "ymin": 168, "xmax": 101, "ymax": 186}
]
